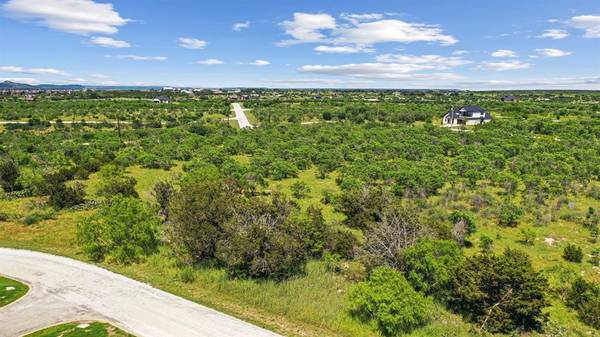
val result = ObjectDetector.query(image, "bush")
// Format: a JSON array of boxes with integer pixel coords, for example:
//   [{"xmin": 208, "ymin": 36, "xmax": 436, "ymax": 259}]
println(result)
[
  {"xmin": 348, "ymin": 266, "xmax": 432, "ymax": 336},
  {"xmin": 20, "ymin": 209, "xmax": 55, "ymax": 225},
  {"xmin": 48, "ymin": 182, "xmax": 86, "ymax": 210},
  {"xmin": 449, "ymin": 210, "xmax": 476, "ymax": 245},
  {"xmin": 327, "ymin": 229, "xmax": 358, "ymax": 259},
  {"xmin": 498, "ymin": 200, "xmax": 523, "ymax": 227},
  {"xmin": 566, "ymin": 278, "xmax": 600, "ymax": 329},
  {"xmin": 0, "ymin": 156, "xmax": 19, "ymax": 192},
  {"xmin": 216, "ymin": 195, "xmax": 308, "ymax": 280},
  {"xmin": 445, "ymin": 249, "xmax": 548, "ymax": 333},
  {"xmin": 562, "ymin": 244, "xmax": 583, "ymax": 263},
  {"xmin": 168, "ymin": 179, "xmax": 241, "ymax": 261},
  {"xmin": 401, "ymin": 239, "xmax": 463, "ymax": 297},
  {"xmin": 290, "ymin": 181, "xmax": 310, "ymax": 199},
  {"xmin": 77, "ymin": 197, "xmax": 160, "ymax": 264},
  {"xmin": 96, "ymin": 164, "xmax": 138, "ymax": 198}
]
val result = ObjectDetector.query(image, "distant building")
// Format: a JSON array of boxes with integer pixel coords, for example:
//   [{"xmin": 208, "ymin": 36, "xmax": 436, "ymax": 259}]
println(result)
[
  {"xmin": 153, "ymin": 96, "xmax": 171, "ymax": 103},
  {"xmin": 501, "ymin": 95, "xmax": 518, "ymax": 102},
  {"xmin": 24, "ymin": 94, "xmax": 36, "ymax": 102},
  {"xmin": 442, "ymin": 106, "xmax": 491, "ymax": 126}
]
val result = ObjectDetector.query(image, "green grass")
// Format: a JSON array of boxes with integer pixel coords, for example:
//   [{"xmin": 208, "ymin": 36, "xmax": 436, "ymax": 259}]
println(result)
[
  {"xmin": 268, "ymin": 168, "xmax": 345, "ymax": 224},
  {"xmin": 83, "ymin": 164, "xmax": 183, "ymax": 202},
  {"xmin": 24, "ymin": 322, "xmax": 134, "ymax": 337},
  {"xmin": 1, "ymin": 167, "xmax": 598, "ymax": 337},
  {"xmin": 0, "ymin": 275, "xmax": 28, "ymax": 307}
]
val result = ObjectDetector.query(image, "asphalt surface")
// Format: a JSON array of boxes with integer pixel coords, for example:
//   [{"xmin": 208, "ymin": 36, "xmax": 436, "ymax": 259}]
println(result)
[
  {"xmin": 231, "ymin": 103, "xmax": 253, "ymax": 129},
  {"xmin": 0, "ymin": 248, "xmax": 282, "ymax": 337}
]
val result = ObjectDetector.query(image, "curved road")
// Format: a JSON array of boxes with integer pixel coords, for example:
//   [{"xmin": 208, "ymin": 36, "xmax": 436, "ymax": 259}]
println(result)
[{"xmin": 0, "ymin": 248, "xmax": 282, "ymax": 337}]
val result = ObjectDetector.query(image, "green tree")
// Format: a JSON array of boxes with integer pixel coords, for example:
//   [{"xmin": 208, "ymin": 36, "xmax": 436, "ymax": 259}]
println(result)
[
  {"xmin": 168, "ymin": 178, "xmax": 241, "ymax": 261},
  {"xmin": 0, "ymin": 156, "xmax": 19, "ymax": 192},
  {"xmin": 498, "ymin": 200, "xmax": 523, "ymax": 227},
  {"xmin": 216, "ymin": 194, "xmax": 308, "ymax": 280},
  {"xmin": 445, "ymin": 249, "xmax": 548, "ymax": 333},
  {"xmin": 566, "ymin": 278, "xmax": 600, "ymax": 329},
  {"xmin": 401, "ymin": 239, "xmax": 463, "ymax": 297},
  {"xmin": 77, "ymin": 197, "xmax": 160, "ymax": 263},
  {"xmin": 348, "ymin": 266, "xmax": 433, "ymax": 336}
]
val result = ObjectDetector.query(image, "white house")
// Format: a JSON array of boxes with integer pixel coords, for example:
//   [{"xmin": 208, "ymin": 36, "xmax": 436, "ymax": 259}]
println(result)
[
  {"xmin": 153, "ymin": 96, "xmax": 171, "ymax": 104},
  {"xmin": 442, "ymin": 106, "xmax": 491, "ymax": 126}
]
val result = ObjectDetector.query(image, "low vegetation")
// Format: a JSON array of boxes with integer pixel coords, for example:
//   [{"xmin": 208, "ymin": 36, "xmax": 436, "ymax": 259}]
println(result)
[
  {"xmin": 1, "ymin": 89, "xmax": 599, "ymax": 337},
  {"xmin": 24, "ymin": 322, "xmax": 134, "ymax": 337},
  {"xmin": 0, "ymin": 275, "xmax": 28, "ymax": 307}
]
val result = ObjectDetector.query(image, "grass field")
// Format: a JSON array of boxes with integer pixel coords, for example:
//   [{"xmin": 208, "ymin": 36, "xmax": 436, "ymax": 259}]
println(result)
[
  {"xmin": 0, "ymin": 165, "xmax": 598, "ymax": 337},
  {"xmin": 24, "ymin": 322, "xmax": 134, "ymax": 337},
  {"xmin": 0, "ymin": 275, "xmax": 28, "ymax": 307}
]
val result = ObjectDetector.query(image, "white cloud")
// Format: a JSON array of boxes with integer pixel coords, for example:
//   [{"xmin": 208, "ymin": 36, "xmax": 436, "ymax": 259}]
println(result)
[
  {"xmin": 233, "ymin": 21, "xmax": 250, "ymax": 31},
  {"xmin": 107, "ymin": 55, "xmax": 167, "ymax": 61},
  {"xmin": 334, "ymin": 19, "xmax": 458, "ymax": 46},
  {"xmin": 340, "ymin": 13, "xmax": 384, "ymax": 25},
  {"xmin": 0, "ymin": 65, "xmax": 69, "ymax": 76},
  {"xmin": 248, "ymin": 60, "xmax": 270, "ymax": 66},
  {"xmin": 68, "ymin": 77, "xmax": 87, "ymax": 83},
  {"xmin": 479, "ymin": 60, "xmax": 530, "ymax": 71},
  {"xmin": 452, "ymin": 50, "xmax": 469, "ymax": 55},
  {"xmin": 457, "ymin": 76, "xmax": 600, "ymax": 89},
  {"xmin": 569, "ymin": 15, "xmax": 600, "ymax": 38},
  {"xmin": 375, "ymin": 54, "xmax": 471, "ymax": 69},
  {"xmin": 314, "ymin": 45, "xmax": 374, "ymax": 54},
  {"xmin": 178, "ymin": 37, "xmax": 207, "ymax": 49},
  {"xmin": 89, "ymin": 36, "xmax": 130, "ymax": 48},
  {"xmin": 262, "ymin": 78, "xmax": 376, "ymax": 87},
  {"xmin": 491, "ymin": 49, "xmax": 517, "ymax": 58},
  {"xmin": 2, "ymin": 0, "xmax": 129, "ymax": 35},
  {"xmin": 279, "ymin": 13, "xmax": 337, "ymax": 45},
  {"xmin": 537, "ymin": 29, "xmax": 569, "ymax": 40},
  {"xmin": 197, "ymin": 59, "xmax": 224, "ymax": 65},
  {"xmin": 89, "ymin": 73, "xmax": 109, "ymax": 79},
  {"xmin": 279, "ymin": 12, "xmax": 457, "ymax": 48},
  {"xmin": 299, "ymin": 63, "xmax": 460, "ymax": 81},
  {"xmin": 0, "ymin": 77, "xmax": 39, "ymax": 84},
  {"xmin": 536, "ymin": 48, "xmax": 572, "ymax": 57}
]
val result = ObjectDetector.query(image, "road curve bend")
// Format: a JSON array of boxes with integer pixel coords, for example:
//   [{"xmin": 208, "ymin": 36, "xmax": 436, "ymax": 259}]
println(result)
[{"xmin": 0, "ymin": 248, "xmax": 282, "ymax": 337}]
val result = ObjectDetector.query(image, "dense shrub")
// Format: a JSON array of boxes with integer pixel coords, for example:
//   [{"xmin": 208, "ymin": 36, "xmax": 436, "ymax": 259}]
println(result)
[
  {"xmin": 48, "ymin": 182, "xmax": 86, "ymax": 209},
  {"xmin": 566, "ymin": 278, "xmax": 600, "ymax": 329},
  {"xmin": 77, "ymin": 197, "xmax": 160, "ymax": 263},
  {"xmin": 167, "ymin": 178, "xmax": 241, "ymax": 261},
  {"xmin": 0, "ymin": 156, "xmax": 19, "ymax": 192},
  {"xmin": 326, "ymin": 229, "xmax": 358, "ymax": 259},
  {"xmin": 216, "ymin": 194, "xmax": 308, "ymax": 280},
  {"xmin": 401, "ymin": 239, "xmax": 463, "ymax": 297},
  {"xmin": 445, "ymin": 249, "xmax": 548, "ymax": 333},
  {"xmin": 348, "ymin": 266, "xmax": 432, "ymax": 336},
  {"xmin": 562, "ymin": 244, "xmax": 583, "ymax": 263},
  {"xmin": 497, "ymin": 201, "xmax": 523, "ymax": 227}
]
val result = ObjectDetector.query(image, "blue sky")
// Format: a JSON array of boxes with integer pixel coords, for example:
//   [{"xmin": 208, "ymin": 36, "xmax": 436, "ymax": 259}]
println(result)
[{"xmin": 1, "ymin": 0, "xmax": 599, "ymax": 89}]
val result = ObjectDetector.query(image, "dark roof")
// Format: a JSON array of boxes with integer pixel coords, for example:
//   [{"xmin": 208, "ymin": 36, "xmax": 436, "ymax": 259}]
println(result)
[
  {"xmin": 501, "ymin": 95, "xmax": 518, "ymax": 101},
  {"xmin": 155, "ymin": 96, "xmax": 170, "ymax": 101}
]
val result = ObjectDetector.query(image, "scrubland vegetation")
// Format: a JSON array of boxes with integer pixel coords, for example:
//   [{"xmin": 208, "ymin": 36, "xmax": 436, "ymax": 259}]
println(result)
[{"xmin": 0, "ymin": 90, "xmax": 599, "ymax": 337}]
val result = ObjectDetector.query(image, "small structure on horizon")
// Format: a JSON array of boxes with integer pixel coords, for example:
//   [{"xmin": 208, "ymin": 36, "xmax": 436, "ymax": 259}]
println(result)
[
  {"xmin": 501, "ymin": 95, "xmax": 518, "ymax": 102},
  {"xmin": 153, "ymin": 96, "xmax": 171, "ymax": 103},
  {"xmin": 442, "ymin": 106, "xmax": 492, "ymax": 126}
]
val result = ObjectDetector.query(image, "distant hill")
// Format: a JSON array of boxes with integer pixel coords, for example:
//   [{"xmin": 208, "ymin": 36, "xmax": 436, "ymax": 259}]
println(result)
[
  {"xmin": 0, "ymin": 81, "xmax": 85, "ymax": 90},
  {"xmin": 0, "ymin": 81, "xmax": 162, "ymax": 91}
]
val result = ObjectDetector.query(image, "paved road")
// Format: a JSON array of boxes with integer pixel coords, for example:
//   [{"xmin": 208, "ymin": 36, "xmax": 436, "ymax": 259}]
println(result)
[
  {"xmin": 0, "ymin": 248, "xmax": 282, "ymax": 337},
  {"xmin": 231, "ymin": 103, "xmax": 253, "ymax": 129}
]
